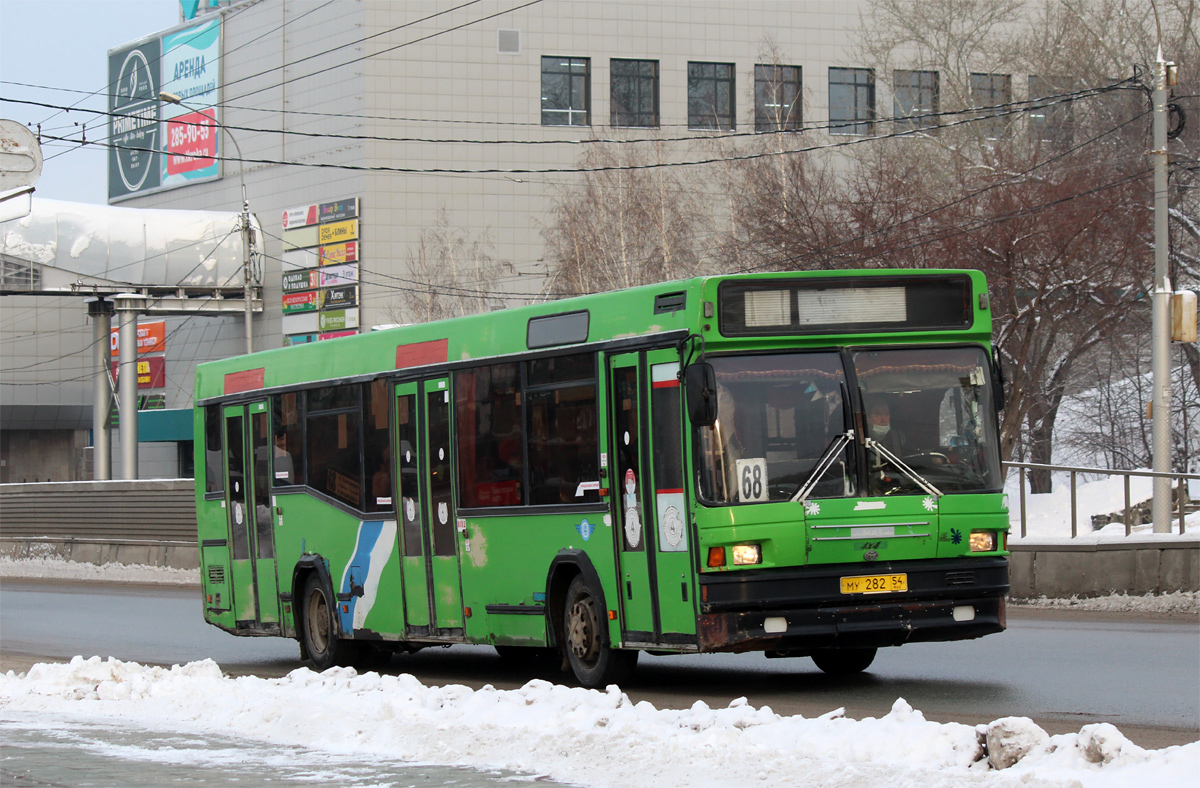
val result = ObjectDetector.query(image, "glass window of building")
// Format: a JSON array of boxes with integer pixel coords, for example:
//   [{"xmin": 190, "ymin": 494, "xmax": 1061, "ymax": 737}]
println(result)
[
  {"xmin": 611, "ymin": 59, "xmax": 659, "ymax": 127},
  {"xmin": 542, "ymin": 56, "xmax": 590, "ymax": 126},
  {"xmin": 893, "ymin": 69, "xmax": 939, "ymax": 131},
  {"xmin": 829, "ymin": 67, "xmax": 875, "ymax": 135},
  {"xmin": 970, "ymin": 72, "xmax": 1012, "ymax": 139},
  {"xmin": 688, "ymin": 61, "xmax": 735, "ymax": 130},
  {"xmin": 754, "ymin": 64, "xmax": 802, "ymax": 132},
  {"xmin": 1027, "ymin": 75, "xmax": 1074, "ymax": 145}
]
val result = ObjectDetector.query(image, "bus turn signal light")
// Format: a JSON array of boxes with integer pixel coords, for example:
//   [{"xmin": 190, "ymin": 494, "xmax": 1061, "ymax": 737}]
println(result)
[{"xmin": 707, "ymin": 546, "xmax": 726, "ymax": 568}]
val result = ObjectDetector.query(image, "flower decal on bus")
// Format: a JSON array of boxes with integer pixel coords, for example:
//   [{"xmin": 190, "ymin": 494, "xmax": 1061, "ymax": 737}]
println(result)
[
  {"xmin": 923, "ymin": 496, "xmax": 938, "ymax": 512},
  {"xmin": 804, "ymin": 501, "xmax": 821, "ymax": 516}
]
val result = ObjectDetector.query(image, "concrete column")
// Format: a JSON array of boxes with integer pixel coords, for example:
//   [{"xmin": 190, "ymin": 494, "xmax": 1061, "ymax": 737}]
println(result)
[
  {"xmin": 88, "ymin": 298, "xmax": 114, "ymax": 480},
  {"xmin": 114, "ymin": 293, "xmax": 146, "ymax": 480}
]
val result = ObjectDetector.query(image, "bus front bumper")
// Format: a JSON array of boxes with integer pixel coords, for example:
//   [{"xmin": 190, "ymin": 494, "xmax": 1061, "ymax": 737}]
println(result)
[{"xmin": 696, "ymin": 557, "xmax": 1008, "ymax": 654}]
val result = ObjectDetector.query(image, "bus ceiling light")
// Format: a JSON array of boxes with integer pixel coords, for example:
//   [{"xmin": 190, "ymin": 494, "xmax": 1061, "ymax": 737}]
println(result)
[
  {"xmin": 707, "ymin": 546, "xmax": 726, "ymax": 568},
  {"xmin": 969, "ymin": 531, "xmax": 997, "ymax": 552},
  {"xmin": 731, "ymin": 544, "xmax": 762, "ymax": 565}
]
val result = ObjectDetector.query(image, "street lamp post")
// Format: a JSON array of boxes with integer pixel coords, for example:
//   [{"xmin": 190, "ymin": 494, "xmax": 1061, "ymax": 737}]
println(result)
[{"xmin": 159, "ymin": 92, "xmax": 255, "ymax": 356}]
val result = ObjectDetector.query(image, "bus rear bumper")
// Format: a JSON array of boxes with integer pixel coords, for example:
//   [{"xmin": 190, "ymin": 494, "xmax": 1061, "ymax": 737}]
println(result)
[{"xmin": 696, "ymin": 557, "xmax": 1008, "ymax": 654}]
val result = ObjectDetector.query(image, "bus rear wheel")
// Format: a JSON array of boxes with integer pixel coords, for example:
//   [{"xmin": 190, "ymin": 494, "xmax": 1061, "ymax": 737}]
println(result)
[
  {"xmin": 563, "ymin": 575, "xmax": 637, "ymax": 688},
  {"xmin": 810, "ymin": 647, "xmax": 877, "ymax": 675},
  {"xmin": 302, "ymin": 573, "xmax": 355, "ymax": 671}
]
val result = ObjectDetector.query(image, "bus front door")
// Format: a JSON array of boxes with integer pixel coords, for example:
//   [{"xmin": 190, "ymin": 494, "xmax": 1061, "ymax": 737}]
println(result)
[
  {"xmin": 608, "ymin": 354, "xmax": 656, "ymax": 639},
  {"xmin": 222, "ymin": 400, "xmax": 280, "ymax": 632}
]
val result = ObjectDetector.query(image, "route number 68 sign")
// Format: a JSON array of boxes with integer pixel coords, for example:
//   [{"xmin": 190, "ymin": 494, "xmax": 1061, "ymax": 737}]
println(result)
[{"xmin": 735, "ymin": 458, "xmax": 769, "ymax": 502}]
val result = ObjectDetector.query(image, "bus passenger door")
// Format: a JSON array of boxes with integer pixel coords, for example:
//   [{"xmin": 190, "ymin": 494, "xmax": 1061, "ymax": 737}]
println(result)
[
  {"xmin": 222, "ymin": 400, "xmax": 280, "ymax": 631},
  {"xmin": 422, "ymin": 377, "xmax": 464, "ymax": 633},
  {"xmin": 395, "ymin": 382, "xmax": 430, "ymax": 632},
  {"xmin": 608, "ymin": 354, "xmax": 656, "ymax": 638},
  {"xmin": 646, "ymin": 352, "xmax": 696, "ymax": 639}
]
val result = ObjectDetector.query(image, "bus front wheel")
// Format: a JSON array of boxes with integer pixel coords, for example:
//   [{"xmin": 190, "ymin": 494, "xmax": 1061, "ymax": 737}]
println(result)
[
  {"xmin": 563, "ymin": 575, "xmax": 637, "ymax": 687},
  {"xmin": 811, "ymin": 647, "xmax": 877, "ymax": 675},
  {"xmin": 302, "ymin": 573, "xmax": 353, "ymax": 671}
]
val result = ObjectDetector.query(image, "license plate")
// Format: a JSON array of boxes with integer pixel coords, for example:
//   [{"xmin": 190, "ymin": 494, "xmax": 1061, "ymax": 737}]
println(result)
[{"xmin": 840, "ymin": 573, "xmax": 907, "ymax": 594}]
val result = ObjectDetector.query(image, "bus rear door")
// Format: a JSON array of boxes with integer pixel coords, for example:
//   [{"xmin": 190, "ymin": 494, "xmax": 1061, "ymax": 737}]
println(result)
[
  {"xmin": 395, "ymin": 381, "xmax": 429, "ymax": 633},
  {"xmin": 222, "ymin": 400, "xmax": 280, "ymax": 632}
]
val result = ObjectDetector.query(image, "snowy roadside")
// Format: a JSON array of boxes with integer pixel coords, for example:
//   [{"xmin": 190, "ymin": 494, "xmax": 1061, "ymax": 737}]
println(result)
[
  {"xmin": 2, "ymin": 556, "xmax": 1197, "ymax": 615},
  {"xmin": 0, "ymin": 656, "xmax": 1195, "ymax": 788}
]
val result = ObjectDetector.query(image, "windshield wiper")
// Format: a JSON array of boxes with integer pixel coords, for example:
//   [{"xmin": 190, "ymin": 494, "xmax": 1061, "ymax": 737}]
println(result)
[
  {"xmin": 792, "ymin": 430, "xmax": 853, "ymax": 504},
  {"xmin": 864, "ymin": 438, "xmax": 944, "ymax": 498}
]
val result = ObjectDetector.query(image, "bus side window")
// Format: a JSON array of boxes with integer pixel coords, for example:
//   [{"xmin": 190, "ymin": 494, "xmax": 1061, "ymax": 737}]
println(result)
[
  {"xmin": 456, "ymin": 364, "xmax": 523, "ymax": 508},
  {"xmin": 306, "ymin": 384, "xmax": 364, "ymax": 509},
  {"xmin": 364, "ymin": 379, "xmax": 392, "ymax": 512},
  {"xmin": 204, "ymin": 404, "xmax": 223, "ymax": 494},
  {"xmin": 272, "ymin": 392, "xmax": 304, "ymax": 486}
]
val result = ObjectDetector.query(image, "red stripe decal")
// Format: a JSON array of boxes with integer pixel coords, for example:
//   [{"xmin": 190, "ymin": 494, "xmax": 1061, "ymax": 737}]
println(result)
[
  {"xmin": 656, "ymin": 488, "xmax": 684, "ymax": 495},
  {"xmin": 224, "ymin": 368, "xmax": 265, "ymax": 394},
  {"xmin": 651, "ymin": 380, "xmax": 680, "ymax": 389},
  {"xmin": 396, "ymin": 338, "xmax": 449, "ymax": 370}
]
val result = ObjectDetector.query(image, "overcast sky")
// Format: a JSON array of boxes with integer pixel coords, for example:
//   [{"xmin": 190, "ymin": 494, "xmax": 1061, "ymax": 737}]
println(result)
[{"xmin": 0, "ymin": 0, "xmax": 180, "ymax": 204}]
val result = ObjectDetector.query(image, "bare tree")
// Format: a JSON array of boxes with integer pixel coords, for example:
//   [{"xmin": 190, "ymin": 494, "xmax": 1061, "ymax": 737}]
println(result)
[
  {"xmin": 542, "ymin": 136, "xmax": 710, "ymax": 295},
  {"xmin": 389, "ymin": 209, "xmax": 513, "ymax": 324}
]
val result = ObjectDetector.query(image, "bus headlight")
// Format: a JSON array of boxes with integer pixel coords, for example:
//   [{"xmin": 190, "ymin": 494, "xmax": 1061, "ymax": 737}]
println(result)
[
  {"xmin": 731, "ymin": 544, "xmax": 762, "ymax": 565},
  {"xmin": 969, "ymin": 531, "xmax": 997, "ymax": 552}
]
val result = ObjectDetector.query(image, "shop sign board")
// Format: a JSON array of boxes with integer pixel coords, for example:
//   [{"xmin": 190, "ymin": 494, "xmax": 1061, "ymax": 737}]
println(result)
[
  {"xmin": 110, "ymin": 320, "xmax": 165, "ymax": 356},
  {"xmin": 319, "ymin": 198, "xmax": 358, "ymax": 223},
  {"xmin": 317, "ymin": 218, "xmax": 357, "ymax": 245},
  {"xmin": 319, "ymin": 308, "xmax": 359, "ymax": 332},
  {"xmin": 282, "ymin": 268, "xmax": 319, "ymax": 293},
  {"xmin": 321, "ymin": 285, "xmax": 357, "ymax": 309},
  {"xmin": 319, "ymin": 263, "xmax": 357, "ymax": 287},
  {"xmin": 282, "ymin": 204, "xmax": 318, "ymax": 229},
  {"xmin": 283, "ymin": 291, "xmax": 318, "ymax": 313},
  {"xmin": 110, "ymin": 356, "xmax": 166, "ymax": 389},
  {"xmin": 319, "ymin": 241, "xmax": 357, "ymax": 265}
]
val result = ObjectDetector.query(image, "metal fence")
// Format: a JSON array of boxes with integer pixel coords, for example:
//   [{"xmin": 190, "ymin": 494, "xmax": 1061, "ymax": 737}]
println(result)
[
  {"xmin": 1004, "ymin": 462, "xmax": 1199, "ymax": 538},
  {"xmin": 0, "ymin": 479, "xmax": 196, "ymax": 543}
]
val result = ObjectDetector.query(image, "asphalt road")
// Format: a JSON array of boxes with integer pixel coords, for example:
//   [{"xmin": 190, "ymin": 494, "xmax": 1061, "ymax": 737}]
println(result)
[{"xmin": 2, "ymin": 578, "xmax": 1196, "ymax": 749}]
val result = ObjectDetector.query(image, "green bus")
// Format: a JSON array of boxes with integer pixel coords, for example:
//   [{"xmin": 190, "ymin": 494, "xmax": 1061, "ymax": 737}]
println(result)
[{"xmin": 194, "ymin": 269, "xmax": 1010, "ymax": 686}]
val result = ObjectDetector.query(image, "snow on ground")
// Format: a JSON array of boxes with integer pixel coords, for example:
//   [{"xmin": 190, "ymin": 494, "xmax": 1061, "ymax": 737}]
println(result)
[
  {"xmin": 0, "ymin": 556, "xmax": 198, "ymax": 586},
  {"xmin": 1013, "ymin": 590, "xmax": 1199, "ymax": 614},
  {"xmin": 0, "ymin": 656, "xmax": 1195, "ymax": 788}
]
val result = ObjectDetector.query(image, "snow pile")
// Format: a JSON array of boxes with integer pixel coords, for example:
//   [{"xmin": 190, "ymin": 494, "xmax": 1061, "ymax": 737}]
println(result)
[
  {"xmin": 0, "ymin": 556, "xmax": 198, "ymax": 586},
  {"xmin": 1, "ymin": 657, "xmax": 1196, "ymax": 788},
  {"xmin": 1006, "ymin": 471, "xmax": 1199, "ymax": 542},
  {"xmin": 1012, "ymin": 591, "xmax": 1199, "ymax": 614}
]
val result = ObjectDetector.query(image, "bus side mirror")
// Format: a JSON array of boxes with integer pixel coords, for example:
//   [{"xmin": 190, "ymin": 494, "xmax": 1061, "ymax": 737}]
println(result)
[
  {"xmin": 991, "ymin": 351, "xmax": 1007, "ymax": 411},
  {"xmin": 685, "ymin": 362, "xmax": 718, "ymax": 427}
]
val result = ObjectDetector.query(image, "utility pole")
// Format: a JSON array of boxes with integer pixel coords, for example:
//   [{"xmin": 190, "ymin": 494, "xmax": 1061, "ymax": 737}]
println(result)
[
  {"xmin": 88, "ymin": 298, "xmax": 114, "ymax": 480},
  {"xmin": 1150, "ymin": 49, "xmax": 1174, "ymax": 533}
]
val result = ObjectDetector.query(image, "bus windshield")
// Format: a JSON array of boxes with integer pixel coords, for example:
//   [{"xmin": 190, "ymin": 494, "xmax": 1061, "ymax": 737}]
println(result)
[{"xmin": 695, "ymin": 346, "xmax": 1002, "ymax": 504}]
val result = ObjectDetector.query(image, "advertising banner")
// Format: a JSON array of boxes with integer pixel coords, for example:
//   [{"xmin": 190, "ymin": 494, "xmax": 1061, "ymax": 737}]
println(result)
[
  {"xmin": 108, "ymin": 17, "xmax": 220, "ymax": 201},
  {"xmin": 282, "ymin": 268, "xmax": 319, "ymax": 294},
  {"xmin": 321, "ymin": 285, "xmax": 357, "ymax": 309},
  {"xmin": 319, "ymin": 330, "xmax": 357, "ymax": 341},
  {"xmin": 319, "ymin": 198, "xmax": 358, "ymax": 223},
  {"xmin": 319, "ymin": 241, "xmax": 358, "ymax": 265},
  {"xmin": 282, "ymin": 311, "xmax": 319, "ymax": 335},
  {"xmin": 110, "ymin": 321, "xmax": 165, "ymax": 356},
  {"xmin": 108, "ymin": 37, "xmax": 162, "ymax": 199},
  {"xmin": 110, "ymin": 356, "xmax": 166, "ymax": 389},
  {"xmin": 319, "ymin": 263, "xmax": 357, "ymax": 287},
  {"xmin": 319, "ymin": 309, "xmax": 359, "ymax": 332},
  {"xmin": 282, "ymin": 225, "xmax": 319, "ymax": 251},
  {"xmin": 283, "ymin": 291, "xmax": 319, "ymax": 313},
  {"xmin": 159, "ymin": 18, "xmax": 220, "ymax": 188},
  {"xmin": 318, "ymin": 219, "xmax": 358, "ymax": 245},
  {"xmin": 282, "ymin": 248, "xmax": 318, "ymax": 269},
  {"xmin": 284, "ymin": 333, "xmax": 319, "ymax": 346},
  {"xmin": 283, "ymin": 204, "xmax": 318, "ymax": 229}
]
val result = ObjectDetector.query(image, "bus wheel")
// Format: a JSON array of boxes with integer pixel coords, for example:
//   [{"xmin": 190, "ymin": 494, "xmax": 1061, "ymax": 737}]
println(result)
[
  {"xmin": 564, "ymin": 575, "xmax": 637, "ymax": 687},
  {"xmin": 811, "ymin": 647, "xmax": 877, "ymax": 675},
  {"xmin": 302, "ymin": 573, "xmax": 349, "ymax": 671}
]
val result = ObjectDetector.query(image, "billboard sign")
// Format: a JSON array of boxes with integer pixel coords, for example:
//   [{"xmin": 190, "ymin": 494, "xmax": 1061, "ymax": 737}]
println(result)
[
  {"xmin": 319, "ymin": 330, "xmax": 357, "ymax": 341},
  {"xmin": 284, "ymin": 333, "xmax": 319, "ymax": 346},
  {"xmin": 159, "ymin": 18, "xmax": 220, "ymax": 188},
  {"xmin": 283, "ymin": 204, "xmax": 318, "ymax": 229},
  {"xmin": 320, "ymin": 263, "xmax": 357, "ymax": 287},
  {"xmin": 321, "ymin": 285, "xmax": 357, "ymax": 309},
  {"xmin": 319, "ymin": 241, "xmax": 357, "ymax": 265},
  {"xmin": 108, "ymin": 37, "xmax": 162, "ymax": 199},
  {"xmin": 282, "ymin": 268, "xmax": 319, "ymax": 294},
  {"xmin": 319, "ymin": 198, "xmax": 358, "ymax": 223},
  {"xmin": 319, "ymin": 309, "xmax": 359, "ymax": 332},
  {"xmin": 283, "ymin": 291, "xmax": 319, "ymax": 313},
  {"xmin": 110, "ymin": 356, "xmax": 166, "ymax": 389},
  {"xmin": 318, "ymin": 219, "xmax": 358, "ymax": 245},
  {"xmin": 108, "ymin": 17, "xmax": 221, "ymax": 201},
  {"xmin": 110, "ymin": 320, "xmax": 165, "ymax": 356}
]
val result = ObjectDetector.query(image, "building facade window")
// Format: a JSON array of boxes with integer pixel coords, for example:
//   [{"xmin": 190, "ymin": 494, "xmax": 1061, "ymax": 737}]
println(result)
[
  {"xmin": 611, "ymin": 59, "xmax": 659, "ymax": 127},
  {"xmin": 542, "ymin": 56, "xmax": 590, "ymax": 126},
  {"xmin": 970, "ymin": 72, "xmax": 1012, "ymax": 139},
  {"xmin": 893, "ymin": 69, "xmax": 939, "ymax": 131},
  {"xmin": 829, "ymin": 67, "xmax": 875, "ymax": 135},
  {"xmin": 688, "ymin": 61, "xmax": 735, "ymax": 130},
  {"xmin": 754, "ymin": 64, "xmax": 802, "ymax": 131},
  {"xmin": 1027, "ymin": 75, "xmax": 1074, "ymax": 145}
]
